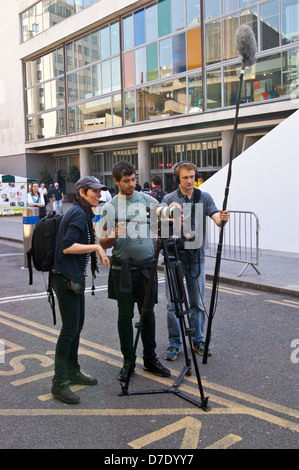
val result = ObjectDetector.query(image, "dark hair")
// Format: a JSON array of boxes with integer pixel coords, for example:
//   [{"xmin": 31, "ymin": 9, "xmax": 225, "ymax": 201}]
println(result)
[
  {"xmin": 151, "ymin": 175, "xmax": 161, "ymax": 186},
  {"xmin": 112, "ymin": 160, "xmax": 135, "ymax": 182},
  {"xmin": 143, "ymin": 182, "xmax": 150, "ymax": 189}
]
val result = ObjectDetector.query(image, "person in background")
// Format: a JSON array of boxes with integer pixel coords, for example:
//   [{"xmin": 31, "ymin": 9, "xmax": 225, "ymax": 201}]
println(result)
[
  {"xmin": 39, "ymin": 183, "xmax": 48, "ymax": 209},
  {"xmin": 51, "ymin": 176, "xmax": 110, "ymax": 404},
  {"xmin": 27, "ymin": 182, "xmax": 46, "ymax": 219},
  {"xmin": 48, "ymin": 184, "xmax": 54, "ymax": 211},
  {"xmin": 53, "ymin": 182, "xmax": 64, "ymax": 215},
  {"xmin": 150, "ymin": 176, "xmax": 167, "ymax": 203},
  {"xmin": 141, "ymin": 182, "xmax": 150, "ymax": 194}
]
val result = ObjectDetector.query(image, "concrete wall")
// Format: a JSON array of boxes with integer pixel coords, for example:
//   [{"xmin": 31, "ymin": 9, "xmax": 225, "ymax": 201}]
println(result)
[{"xmin": 200, "ymin": 109, "xmax": 299, "ymax": 254}]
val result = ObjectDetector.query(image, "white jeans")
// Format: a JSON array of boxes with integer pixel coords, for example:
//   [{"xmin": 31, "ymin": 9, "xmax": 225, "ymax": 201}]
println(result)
[{"xmin": 54, "ymin": 199, "xmax": 63, "ymax": 214}]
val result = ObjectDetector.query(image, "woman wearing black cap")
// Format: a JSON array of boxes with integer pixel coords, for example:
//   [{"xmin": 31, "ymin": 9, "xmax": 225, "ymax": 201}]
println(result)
[{"xmin": 51, "ymin": 176, "xmax": 110, "ymax": 404}]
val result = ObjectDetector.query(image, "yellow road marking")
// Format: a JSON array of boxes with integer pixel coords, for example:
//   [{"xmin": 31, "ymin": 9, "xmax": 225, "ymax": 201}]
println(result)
[
  {"xmin": 205, "ymin": 434, "xmax": 243, "ymax": 449},
  {"xmin": 265, "ymin": 299, "xmax": 299, "ymax": 309},
  {"xmin": 0, "ymin": 309, "xmax": 298, "ymax": 435},
  {"xmin": 128, "ymin": 417, "xmax": 202, "ymax": 449}
]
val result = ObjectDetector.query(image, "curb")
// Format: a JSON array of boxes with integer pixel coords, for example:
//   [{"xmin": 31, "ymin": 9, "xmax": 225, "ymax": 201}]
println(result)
[{"xmin": 1, "ymin": 236, "xmax": 298, "ymax": 299}]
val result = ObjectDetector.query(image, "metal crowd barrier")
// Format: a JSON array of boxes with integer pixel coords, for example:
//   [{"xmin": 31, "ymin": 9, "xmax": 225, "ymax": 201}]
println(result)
[{"xmin": 205, "ymin": 210, "xmax": 260, "ymax": 276}]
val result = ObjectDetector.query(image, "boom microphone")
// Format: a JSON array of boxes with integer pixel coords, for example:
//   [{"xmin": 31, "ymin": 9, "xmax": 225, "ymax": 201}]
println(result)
[
  {"xmin": 235, "ymin": 24, "xmax": 257, "ymax": 67},
  {"xmin": 203, "ymin": 26, "xmax": 257, "ymax": 365}
]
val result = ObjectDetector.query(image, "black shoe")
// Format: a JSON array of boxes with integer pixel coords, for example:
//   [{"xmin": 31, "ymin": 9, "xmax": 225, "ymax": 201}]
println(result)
[
  {"xmin": 143, "ymin": 358, "xmax": 170, "ymax": 377},
  {"xmin": 67, "ymin": 370, "xmax": 98, "ymax": 386},
  {"xmin": 118, "ymin": 360, "xmax": 135, "ymax": 382},
  {"xmin": 51, "ymin": 380, "xmax": 80, "ymax": 404}
]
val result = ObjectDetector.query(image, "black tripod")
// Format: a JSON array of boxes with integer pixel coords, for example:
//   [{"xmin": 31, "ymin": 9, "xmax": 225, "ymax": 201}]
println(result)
[{"xmin": 118, "ymin": 237, "xmax": 211, "ymax": 411}]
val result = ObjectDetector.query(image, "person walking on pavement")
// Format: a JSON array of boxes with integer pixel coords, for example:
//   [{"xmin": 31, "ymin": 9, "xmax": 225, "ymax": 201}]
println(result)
[
  {"xmin": 27, "ymin": 182, "xmax": 46, "ymax": 219},
  {"xmin": 162, "ymin": 162, "xmax": 229, "ymax": 361},
  {"xmin": 51, "ymin": 176, "xmax": 110, "ymax": 404},
  {"xmin": 53, "ymin": 182, "xmax": 64, "ymax": 215},
  {"xmin": 99, "ymin": 160, "xmax": 170, "ymax": 383}
]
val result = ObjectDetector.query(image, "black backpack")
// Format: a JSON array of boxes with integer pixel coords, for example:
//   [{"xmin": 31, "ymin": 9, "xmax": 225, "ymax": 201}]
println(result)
[
  {"xmin": 27, "ymin": 211, "xmax": 63, "ymax": 324},
  {"xmin": 150, "ymin": 188, "xmax": 167, "ymax": 203}
]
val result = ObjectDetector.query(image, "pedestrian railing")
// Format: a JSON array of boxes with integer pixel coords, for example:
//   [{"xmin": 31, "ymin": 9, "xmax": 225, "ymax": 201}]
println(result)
[{"xmin": 205, "ymin": 210, "xmax": 260, "ymax": 276}]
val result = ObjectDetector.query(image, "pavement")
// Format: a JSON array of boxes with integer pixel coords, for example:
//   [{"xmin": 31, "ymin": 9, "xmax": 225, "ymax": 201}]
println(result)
[{"xmin": 1, "ymin": 202, "xmax": 299, "ymax": 298}]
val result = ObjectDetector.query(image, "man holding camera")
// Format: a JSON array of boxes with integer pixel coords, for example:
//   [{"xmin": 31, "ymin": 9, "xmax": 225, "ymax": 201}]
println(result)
[
  {"xmin": 163, "ymin": 162, "xmax": 229, "ymax": 361},
  {"xmin": 100, "ymin": 160, "xmax": 170, "ymax": 382}
]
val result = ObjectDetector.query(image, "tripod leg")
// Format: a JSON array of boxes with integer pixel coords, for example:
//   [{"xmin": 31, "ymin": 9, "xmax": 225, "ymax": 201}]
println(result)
[{"xmin": 164, "ymin": 241, "xmax": 210, "ymax": 410}]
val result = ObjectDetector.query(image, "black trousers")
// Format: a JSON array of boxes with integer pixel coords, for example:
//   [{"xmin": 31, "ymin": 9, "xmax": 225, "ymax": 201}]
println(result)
[
  {"xmin": 110, "ymin": 268, "xmax": 157, "ymax": 364},
  {"xmin": 51, "ymin": 273, "xmax": 85, "ymax": 382}
]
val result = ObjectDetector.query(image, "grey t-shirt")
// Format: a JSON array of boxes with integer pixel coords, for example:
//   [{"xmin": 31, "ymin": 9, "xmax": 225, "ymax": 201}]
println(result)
[{"xmin": 101, "ymin": 191, "xmax": 158, "ymax": 262}]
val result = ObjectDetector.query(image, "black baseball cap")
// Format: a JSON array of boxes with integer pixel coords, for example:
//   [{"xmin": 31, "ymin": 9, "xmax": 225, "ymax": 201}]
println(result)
[{"xmin": 76, "ymin": 176, "xmax": 107, "ymax": 191}]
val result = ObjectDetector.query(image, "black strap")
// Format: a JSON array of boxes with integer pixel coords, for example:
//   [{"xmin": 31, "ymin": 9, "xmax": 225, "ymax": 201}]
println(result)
[{"xmin": 47, "ymin": 272, "xmax": 56, "ymax": 325}]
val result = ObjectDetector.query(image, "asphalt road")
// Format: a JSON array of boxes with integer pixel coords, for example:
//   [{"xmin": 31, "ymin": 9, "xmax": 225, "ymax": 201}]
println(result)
[{"xmin": 0, "ymin": 239, "xmax": 298, "ymax": 453}]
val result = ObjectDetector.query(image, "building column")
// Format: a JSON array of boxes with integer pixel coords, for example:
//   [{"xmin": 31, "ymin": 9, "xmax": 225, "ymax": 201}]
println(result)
[
  {"xmin": 221, "ymin": 130, "xmax": 233, "ymax": 167},
  {"xmin": 80, "ymin": 148, "xmax": 90, "ymax": 177},
  {"xmin": 137, "ymin": 140, "xmax": 151, "ymax": 186}
]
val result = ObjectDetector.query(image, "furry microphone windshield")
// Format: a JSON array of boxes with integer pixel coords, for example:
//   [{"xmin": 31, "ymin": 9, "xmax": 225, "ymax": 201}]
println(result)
[{"xmin": 235, "ymin": 24, "xmax": 257, "ymax": 67}]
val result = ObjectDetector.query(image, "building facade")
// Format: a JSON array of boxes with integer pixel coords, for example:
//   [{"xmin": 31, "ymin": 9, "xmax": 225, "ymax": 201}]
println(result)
[{"xmin": 0, "ymin": 0, "xmax": 298, "ymax": 194}]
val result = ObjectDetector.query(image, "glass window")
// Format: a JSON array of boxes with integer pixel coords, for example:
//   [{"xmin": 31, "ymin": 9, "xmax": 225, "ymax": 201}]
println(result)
[
  {"xmin": 25, "ymin": 48, "xmax": 64, "ymax": 87},
  {"xmin": 206, "ymin": 69, "xmax": 222, "ymax": 109},
  {"xmin": 147, "ymin": 43, "xmax": 159, "ymax": 81},
  {"xmin": 224, "ymin": 55, "xmax": 283, "ymax": 107},
  {"xmin": 135, "ymin": 47, "xmax": 147, "ymax": 85},
  {"xmin": 187, "ymin": 0, "xmax": 201, "ymax": 27},
  {"xmin": 281, "ymin": 0, "xmax": 299, "ymax": 45},
  {"xmin": 112, "ymin": 94, "xmax": 122, "ymax": 126},
  {"xmin": 134, "ymin": 9, "xmax": 145, "ymax": 46},
  {"xmin": 27, "ymin": 78, "xmax": 65, "ymax": 114},
  {"xmin": 76, "ymin": 96, "xmax": 112, "ymax": 132},
  {"xmin": 160, "ymin": 38, "xmax": 173, "ymax": 77},
  {"xmin": 92, "ymin": 63, "xmax": 101, "ymax": 96},
  {"xmin": 187, "ymin": 27, "xmax": 202, "ymax": 70},
  {"xmin": 240, "ymin": 7, "xmax": 258, "ymax": 40},
  {"xmin": 111, "ymin": 57, "xmax": 121, "ymax": 91},
  {"xmin": 172, "ymin": 0, "xmax": 186, "ymax": 32},
  {"xmin": 222, "ymin": 0, "xmax": 238, "ymax": 14},
  {"xmin": 82, "ymin": 34, "xmax": 91, "ymax": 65},
  {"xmin": 173, "ymin": 33, "xmax": 186, "ymax": 74},
  {"xmin": 204, "ymin": 0, "xmax": 220, "ymax": 20},
  {"xmin": 223, "ymin": 14, "xmax": 239, "ymax": 61},
  {"xmin": 111, "ymin": 21, "xmax": 120, "ymax": 55},
  {"xmin": 124, "ymin": 51, "xmax": 135, "ymax": 88},
  {"xmin": 101, "ymin": 26, "xmax": 110, "ymax": 59},
  {"xmin": 136, "ymin": 77, "xmax": 186, "ymax": 121},
  {"xmin": 125, "ymin": 91, "xmax": 135, "ymax": 123},
  {"xmin": 188, "ymin": 74, "xmax": 203, "ymax": 112},
  {"xmin": 260, "ymin": 0, "xmax": 279, "ymax": 50},
  {"xmin": 282, "ymin": 47, "xmax": 299, "ymax": 96},
  {"xmin": 205, "ymin": 20, "xmax": 221, "ymax": 65},
  {"xmin": 66, "ymin": 43, "xmax": 74, "ymax": 72},
  {"xmin": 102, "ymin": 60, "xmax": 111, "ymax": 94},
  {"xmin": 158, "ymin": 0, "xmax": 171, "ymax": 37},
  {"xmin": 252, "ymin": 54, "xmax": 282, "ymax": 101},
  {"xmin": 145, "ymin": 4, "xmax": 158, "ymax": 42},
  {"xmin": 27, "ymin": 109, "xmax": 66, "ymax": 140},
  {"xmin": 123, "ymin": 14, "xmax": 134, "ymax": 51},
  {"xmin": 239, "ymin": 0, "xmax": 256, "ymax": 6}
]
